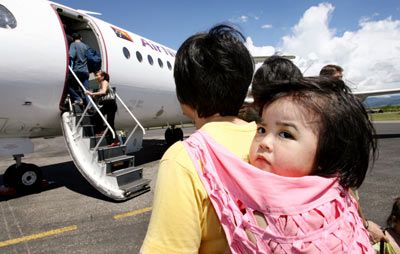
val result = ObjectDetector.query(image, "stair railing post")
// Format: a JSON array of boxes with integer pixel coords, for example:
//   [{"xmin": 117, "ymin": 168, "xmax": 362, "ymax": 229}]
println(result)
[
  {"xmin": 75, "ymin": 103, "xmax": 91, "ymax": 128},
  {"xmin": 125, "ymin": 125, "xmax": 139, "ymax": 145},
  {"xmin": 94, "ymin": 128, "xmax": 109, "ymax": 151},
  {"xmin": 114, "ymin": 93, "xmax": 146, "ymax": 145}
]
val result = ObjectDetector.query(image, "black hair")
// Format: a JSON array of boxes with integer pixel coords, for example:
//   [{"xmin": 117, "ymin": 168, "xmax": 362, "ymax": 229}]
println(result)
[
  {"xmin": 239, "ymin": 56, "xmax": 303, "ymax": 122},
  {"xmin": 72, "ymin": 33, "xmax": 82, "ymax": 41},
  {"xmin": 96, "ymin": 70, "xmax": 110, "ymax": 82},
  {"xmin": 387, "ymin": 197, "xmax": 400, "ymax": 229},
  {"xmin": 174, "ymin": 24, "xmax": 254, "ymax": 118},
  {"xmin": 319, "ymin": 64, "xmax": 343, "ymax": 77},
  {"xmin": 252, "ymin": 56, "xmax": 303, "ymax": 91},
  {"xmin": 252, "ymin": 76, "xmax": 377, "ymax": 188}
]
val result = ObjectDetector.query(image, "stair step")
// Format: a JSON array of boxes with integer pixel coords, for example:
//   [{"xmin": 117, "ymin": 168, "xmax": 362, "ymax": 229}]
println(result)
[
  {"xmin": 72, "ymin": 104, "xmax": 84, "ymax": 114},
  {"xmin": 119, "ymin": 178, "xmax": 151, "ymax": 198},
  {"xmin": 108, "ymin": 167, "xmax": 143, "ymax": 186},
  {"xmin": 82, "ymin": 125, "xmax": 96, "ymax": 137},
  {"xmin": 89, "ymin": 136, "xmax": 108, "ymax": 148},
  {"xmin": 97, "ymin": 145, "xmax": 126, "ymax": 161},
  {"xmin": 76, "ymin": 114, "xmax": 96, "ymax": 125},
  {"xmin": 104, "ymin": 155, "xmax": 134, "ymax": 173}
]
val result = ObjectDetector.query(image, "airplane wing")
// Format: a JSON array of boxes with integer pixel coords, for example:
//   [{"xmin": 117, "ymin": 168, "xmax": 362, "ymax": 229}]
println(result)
[
  {"xmin": 252, "ymin": 55, "xmax": 295, "ymax": 64},
  {"xmin": 245, "ymin": 87, "xmax": 400, "ymax": 103},
  {"xmin": 352, "ymin": 88, "xmax": 400, "ymax": 101},
  {"xmin": 251, "ymin": 55, "xmax": 400, "ymax": 102}
]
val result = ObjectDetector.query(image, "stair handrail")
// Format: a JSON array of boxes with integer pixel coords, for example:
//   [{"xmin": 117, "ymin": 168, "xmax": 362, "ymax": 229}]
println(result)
[
  {"xmin": 67, "ymin": 95, "xmax": 73, "ymax": 112},
  {"xmin": 114, "ymin": 93, "xmax": 146, "ymax": 145},
  {"xmin": 68, "ymin": 66, "xmax": 116, "ymax": 140}
]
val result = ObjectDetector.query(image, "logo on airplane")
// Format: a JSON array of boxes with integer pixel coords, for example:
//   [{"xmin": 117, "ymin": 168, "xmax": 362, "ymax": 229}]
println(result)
[
  {"xmin": 110, "ymin": 26, "xmax": 175, "ymax": 57},
  {"xmin": 111, "ymin": 26, "xmax": 133, "ymax": 42}
]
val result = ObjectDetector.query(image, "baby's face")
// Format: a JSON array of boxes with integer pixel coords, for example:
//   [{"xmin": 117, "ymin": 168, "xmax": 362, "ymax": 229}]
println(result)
[{"xmin": 249, "ymin": 97, "xmax": 319, "ymax": 177}]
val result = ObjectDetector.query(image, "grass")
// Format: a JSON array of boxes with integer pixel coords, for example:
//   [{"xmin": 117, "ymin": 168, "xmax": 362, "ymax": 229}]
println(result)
[{"xmin": 369, "ymin": 111, "xmax": 400, "ymax": 121}]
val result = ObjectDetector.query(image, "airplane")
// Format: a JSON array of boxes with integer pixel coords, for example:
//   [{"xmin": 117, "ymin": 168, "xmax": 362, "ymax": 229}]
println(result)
[
  {"xmin": 1, "ymin": 0, "xmax": 400, "ymax": 201},
  {"xmin": 0, "ymin": 0, "xmax": 191, "ymax": 200}
]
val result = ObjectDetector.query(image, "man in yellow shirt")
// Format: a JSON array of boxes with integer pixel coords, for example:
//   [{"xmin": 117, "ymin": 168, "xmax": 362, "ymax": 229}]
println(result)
[{"xmin": 141, "ymin": 24, "xmax": 256, "ymax": 253}]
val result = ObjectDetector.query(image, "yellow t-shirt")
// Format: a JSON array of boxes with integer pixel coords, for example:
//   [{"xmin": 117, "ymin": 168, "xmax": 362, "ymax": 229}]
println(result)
[{"xmin": 141, "ymin": 121, "xmax": 256, "ymax": 254}]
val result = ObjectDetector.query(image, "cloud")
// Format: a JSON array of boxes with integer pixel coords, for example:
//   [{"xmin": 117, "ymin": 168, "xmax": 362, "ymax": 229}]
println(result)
[
  {"xmin": 261, "ymin": 24, "xmax": 272, "ymax": 29},
  {"xmin": 240, "ymin": 15, "xmax": 248, "ymax": 23},
  {"xmin": 246, "ymin": 3, "xmax": 400, "ymax": 92},
  {"xmin": 230, "ymin": 15, "xmax": 249, "ymax": 23},
  {"xmin": 360, "ymin": 12, "xmax": 380, "ymax": 23},
  {"xmin": 230, "ymin": 14, "xmax": 262, "ymax": 23},
  {"xmin": 245, "ymin": 37, "xmax": 275, "ymax": 57}
]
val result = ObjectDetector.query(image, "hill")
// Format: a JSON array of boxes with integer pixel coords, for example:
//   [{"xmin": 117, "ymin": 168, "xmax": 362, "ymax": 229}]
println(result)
[{"xmin": 363, "ymin": 95, "xmax": 400, "ymax": 108}]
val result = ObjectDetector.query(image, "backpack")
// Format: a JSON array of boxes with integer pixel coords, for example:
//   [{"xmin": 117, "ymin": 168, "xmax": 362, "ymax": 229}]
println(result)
[{"xmin": 87, "ymin": 48, "xmax": 101, "ymax": 73}]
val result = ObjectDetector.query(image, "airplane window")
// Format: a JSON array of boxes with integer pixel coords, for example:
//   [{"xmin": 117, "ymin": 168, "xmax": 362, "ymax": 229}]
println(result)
[
  {"xmin": 136, "ymin": 51, "xmax": 143, "ymax": 62},
  {"xmin": 148, "ymin": 55, "xmax": 154, "ymax": 65},
  {"xmin": 158, "ymin": 58, "xmax": 163, "ymax": 68},
  {"xmin": 167, "ymin": 61, "xmax": 172, "ymax": 70},
  {"xmin": 123, "ymin": 47, "xmax": 130, "ymax": 59},
  {"xmin": 0, "ymin": 4, "xmax": 17, "ymax": 29}
]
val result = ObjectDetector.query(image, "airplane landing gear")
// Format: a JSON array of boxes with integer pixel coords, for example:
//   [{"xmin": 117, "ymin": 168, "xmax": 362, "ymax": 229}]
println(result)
[
  {"xmin": 3, "ymin": 155, "xmax": 43, "ymax": 193},
  {"xmin": 165, "ymin": 125, "xmax": 184, "ymax": 146}
]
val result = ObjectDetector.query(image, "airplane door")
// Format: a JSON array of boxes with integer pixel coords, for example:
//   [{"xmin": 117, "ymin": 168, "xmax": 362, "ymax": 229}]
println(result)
[{"xmin": 52, "ymin": 4, "xmax": 107, "ymax": 107}]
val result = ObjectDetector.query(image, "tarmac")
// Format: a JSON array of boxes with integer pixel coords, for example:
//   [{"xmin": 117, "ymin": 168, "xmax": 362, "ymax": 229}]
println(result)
[{"xmin": 0, "ymin": 122, "xmax": 399, "ymax": 253}]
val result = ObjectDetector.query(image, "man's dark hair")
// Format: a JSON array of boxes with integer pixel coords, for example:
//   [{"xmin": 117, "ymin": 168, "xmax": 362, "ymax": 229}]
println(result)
[
  {"xmin": 72, "ymin": 33, "xmax": 82, "ymax": 41},
  {"xmin": 174, "ymin": 24, "xmax": 254, "ymax": 118},
  {"xmin": 319, "ymin": 64, "xmax": 343, "ymax": 77},
  {"xmin": 252, "ymin": 56, "xmax": 303, "ymax": 91},
  {"xmin": 239, "ymin": 56, "xmax": 302, "ymax": 122},
  {"xmin": 252, "ymin": 77, "xmax": 377, "ymax": 188}
]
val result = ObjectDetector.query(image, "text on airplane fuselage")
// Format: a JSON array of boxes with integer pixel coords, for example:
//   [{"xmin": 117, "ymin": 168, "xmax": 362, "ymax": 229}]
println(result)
[{"xmin": 141, "ymin": 38, "xmax": 175, "ymax": 57}]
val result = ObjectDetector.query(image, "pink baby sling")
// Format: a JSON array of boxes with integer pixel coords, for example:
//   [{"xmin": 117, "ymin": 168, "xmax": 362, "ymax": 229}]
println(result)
[{"xmin": 183, "ymin": 130, "xmax": 374, "ymax": 254}]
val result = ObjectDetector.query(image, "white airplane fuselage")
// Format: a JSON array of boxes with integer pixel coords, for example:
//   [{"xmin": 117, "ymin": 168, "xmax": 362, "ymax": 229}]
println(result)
[{"xmin": 0, "ymin": 0, "xmax": 189, "ymax": 156}]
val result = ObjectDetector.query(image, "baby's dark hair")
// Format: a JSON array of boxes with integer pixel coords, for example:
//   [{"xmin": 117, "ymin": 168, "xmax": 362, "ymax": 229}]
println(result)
[
  {"xmin": 252, "ymin": 77, "xmax": 377, "ymax": 188},
  {"xmin": 386, "ymin": 197, "xmax": 400, "ymax": 229}
]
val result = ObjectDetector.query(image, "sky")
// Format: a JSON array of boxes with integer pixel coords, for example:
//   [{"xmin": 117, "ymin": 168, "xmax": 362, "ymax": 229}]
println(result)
[{"xmin": 54, "ymin": 0, "xmax": 400, "ymax": 92}]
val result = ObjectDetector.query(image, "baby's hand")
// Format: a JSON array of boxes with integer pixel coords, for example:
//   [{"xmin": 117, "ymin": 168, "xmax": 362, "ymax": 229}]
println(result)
[
  {"xmin": 245, "ymin": 211, "xmax": 269, "ymax": 245},
  {"xmin": 367, "ymin": 220, "xmax": 389, "ymax": 244}
]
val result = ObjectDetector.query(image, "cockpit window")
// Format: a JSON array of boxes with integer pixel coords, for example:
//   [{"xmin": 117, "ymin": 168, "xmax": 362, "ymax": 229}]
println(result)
[{"xmin": 0, "ymin": 4, "xmax": 17, "ymax": 29}]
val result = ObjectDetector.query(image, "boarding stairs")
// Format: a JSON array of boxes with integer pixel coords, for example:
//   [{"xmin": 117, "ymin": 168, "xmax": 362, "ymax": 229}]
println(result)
[{"xmin": 60, "ymin": 67, "xmax": 150, "ymax": 201}]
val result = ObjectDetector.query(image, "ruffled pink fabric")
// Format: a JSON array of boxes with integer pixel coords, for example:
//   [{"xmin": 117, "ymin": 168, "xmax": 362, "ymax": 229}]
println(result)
[{"xmin": 183, "ymin": 130, "xmax": 374, "ymax": 254}]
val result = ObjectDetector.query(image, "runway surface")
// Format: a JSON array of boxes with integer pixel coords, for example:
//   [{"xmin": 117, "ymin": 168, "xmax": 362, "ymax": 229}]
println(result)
[{"xmin": 0, "ymin": 122, "xmax": 399, "ymax": 253}]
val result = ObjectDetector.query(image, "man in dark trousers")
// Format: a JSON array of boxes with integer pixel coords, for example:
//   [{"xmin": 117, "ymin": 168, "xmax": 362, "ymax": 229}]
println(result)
[{"xmin": 68, "ymin": 33, "xmax": 90, "ymax": 105}]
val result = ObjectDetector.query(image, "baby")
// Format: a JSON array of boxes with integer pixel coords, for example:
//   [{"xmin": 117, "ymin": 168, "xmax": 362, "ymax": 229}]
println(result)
[
  {"xmin": 182, "ymin": 77, "xmax": 376, "ymax": 253},
  {"xmin": 246, "ymin": 77, "xmax": 377, "ymax": 253}
]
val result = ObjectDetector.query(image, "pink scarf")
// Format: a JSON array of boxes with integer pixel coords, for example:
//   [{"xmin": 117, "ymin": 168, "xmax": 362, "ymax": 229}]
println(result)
[{"xmin": 183, "ymin": 130, "xmax": 373, "ymax": 254}]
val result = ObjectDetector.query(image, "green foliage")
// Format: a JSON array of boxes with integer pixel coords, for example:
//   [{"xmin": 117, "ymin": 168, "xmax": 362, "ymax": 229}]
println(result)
[{"xmin": 378, "ymin": 105, "xmax": 400, "ymax": 112}]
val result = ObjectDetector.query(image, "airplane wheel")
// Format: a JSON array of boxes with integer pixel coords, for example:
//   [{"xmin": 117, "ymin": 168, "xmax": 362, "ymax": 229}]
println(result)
[
  {"xmin": 4, "ymin": 163, "xmax": 43, "ymax": 193},
  {"xmin": 165, "ymin": 127, "xmax": 174, "ymax": 146},
  {"xmin": 165, "ymin": 127, "xmax": 184, "ymax": 146},
  {"xmin": 3, "ymin": 164, "xmax": 16, "ymax": 187},
  {"xmin": 174, "ymin": 128, "xmax": 183, "ymax": 141}
]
